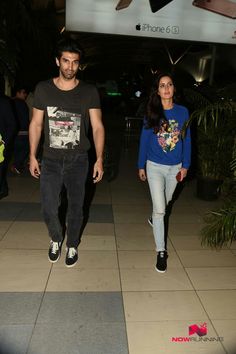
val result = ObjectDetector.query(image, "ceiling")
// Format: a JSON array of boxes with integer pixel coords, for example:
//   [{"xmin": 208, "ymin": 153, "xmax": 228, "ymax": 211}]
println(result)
[
  {"xmin": 28, "ymin": 0, "xmax": 235, "ymax": 86},
  {"xmin": 63, "ymin": 21, "xmax": 213, "ymax": 84},
  {"xmin": 44, "ymin": 0, "xmax": 209, "ymax": 72}
]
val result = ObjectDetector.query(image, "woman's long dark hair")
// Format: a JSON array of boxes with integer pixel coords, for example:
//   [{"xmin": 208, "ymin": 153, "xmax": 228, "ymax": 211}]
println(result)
[{"xmin": 145, "ymin": 73, "xmax": 175, "ymax": 131}]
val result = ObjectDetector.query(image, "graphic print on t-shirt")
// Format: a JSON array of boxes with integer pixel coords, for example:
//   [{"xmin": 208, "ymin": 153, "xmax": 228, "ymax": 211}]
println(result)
[
  {"xmin": 157, "ymin": 119, "xmax": 180, "ymax": 153},
  {"xmin": 47, "ymin": 107, "xmax": 81, "ymax": 149}
]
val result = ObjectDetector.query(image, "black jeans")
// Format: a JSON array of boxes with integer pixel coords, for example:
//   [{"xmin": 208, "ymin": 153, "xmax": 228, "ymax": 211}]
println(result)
[
  {"xmin": 40, "ymin": 154, "xmax": 89, "ymax": 248},
  {"xmin": 13, "ymin": 135, "xmax": 29, "ymax": 170}
]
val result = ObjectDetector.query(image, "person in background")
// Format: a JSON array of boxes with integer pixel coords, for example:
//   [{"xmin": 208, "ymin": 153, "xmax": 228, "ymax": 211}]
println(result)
[
  {"xmin": 27, "ymin": 89, "xmax": 44, "ymax": 163},
  {"xmin": 138, "ymin": 73, "xmax": 191, "ymax": 273},
  {"xmin": 26, "ymin": 90, "xmax": 34, "ymax": 121},
  {"xmin": 29, "ymin": 36, "xmax": 105, "ymax": 268},
  {"xmin": 0, "ymin": 79, "xmax": 18, "ymax": 199},
  {"xmin": 11, "ymin": 86, "xmax": 30, "ymax": 174}
]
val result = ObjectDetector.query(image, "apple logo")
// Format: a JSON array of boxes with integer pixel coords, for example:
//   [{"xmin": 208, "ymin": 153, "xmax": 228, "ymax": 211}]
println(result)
[{"xmin": 136, "ymin": 23, "xmax": 141, "ymax": 31}]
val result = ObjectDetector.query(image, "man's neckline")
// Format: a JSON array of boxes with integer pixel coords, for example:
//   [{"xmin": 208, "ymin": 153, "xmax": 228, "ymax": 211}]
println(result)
[{"xmin": 52, "ymin": 78, "xmax": 80, "ymax": 91}]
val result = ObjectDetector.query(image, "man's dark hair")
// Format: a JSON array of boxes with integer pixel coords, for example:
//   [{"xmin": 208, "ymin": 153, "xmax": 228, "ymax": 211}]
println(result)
[
  {"xmin": 12, "ymin": 85, "xmax": 28, "ymax": 97},
  {"xmin": 55, "ymin": 36, "xmax": 84, "ymax": 62}
]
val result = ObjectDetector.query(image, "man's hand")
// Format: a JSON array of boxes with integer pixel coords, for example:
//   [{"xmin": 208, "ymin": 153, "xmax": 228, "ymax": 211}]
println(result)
[
  {"xmin": 93, "ymin": 158, "xmax": 104, "ymax": 183},
  {"xmin": 29, "ymin": 156, "xmax": 40, "ymax": 179}
]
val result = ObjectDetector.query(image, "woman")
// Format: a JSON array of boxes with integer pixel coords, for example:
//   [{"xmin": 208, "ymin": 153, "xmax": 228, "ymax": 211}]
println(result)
[{"xmin": 138, "ymin": 73, "xmax": 191, "ymax": 273}]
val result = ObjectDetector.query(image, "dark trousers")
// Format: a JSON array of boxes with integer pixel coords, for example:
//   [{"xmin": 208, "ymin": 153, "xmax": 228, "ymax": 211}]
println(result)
[
  {"xmin": 13, "ymin": 135, "xmax": 29, "ymax": 170},
  {"xmin": 40, "ymin": 154, "xmax": 89, "ymax": 248},
  {"xmin": 0, "ymin": 161, "xmax": 8, "ymax": 197}
]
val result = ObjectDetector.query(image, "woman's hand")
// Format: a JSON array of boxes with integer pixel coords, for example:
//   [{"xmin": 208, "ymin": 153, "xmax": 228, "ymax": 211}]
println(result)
[
  {"xmin": 179, "ymin": 168, "xmax": 188, "ymax": 182},
  {"xmin": 139, "ymin": 168, "xmax": 147, "ymax": 181}
]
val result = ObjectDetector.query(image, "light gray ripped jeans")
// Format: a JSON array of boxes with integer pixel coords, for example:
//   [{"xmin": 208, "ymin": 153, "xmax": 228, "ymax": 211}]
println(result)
[{"xmin": 146, "ymin": 160, "xmax": 182, "ymax": 252}]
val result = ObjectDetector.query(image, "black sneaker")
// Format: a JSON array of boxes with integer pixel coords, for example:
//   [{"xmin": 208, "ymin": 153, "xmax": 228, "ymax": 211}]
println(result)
[
  {"xmin": 148, "ymin": 217, "xmax": 153, "ymax": 227},
  {"xmin": 48, "ymin": 241, "xmax": 61, "ymax": 263},
  {"xmin": 155, "ymin": 251, "xmax": 168, "ymax": 273},
  {"xmin": 65, "ymin": 247, "xmax": 78, "ymax": 268}
]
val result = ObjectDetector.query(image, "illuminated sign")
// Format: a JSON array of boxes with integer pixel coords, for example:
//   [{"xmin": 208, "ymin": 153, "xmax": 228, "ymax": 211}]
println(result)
[{"xmin": 66, "ymin": 0, "xmax": 236, "ymax": 44}]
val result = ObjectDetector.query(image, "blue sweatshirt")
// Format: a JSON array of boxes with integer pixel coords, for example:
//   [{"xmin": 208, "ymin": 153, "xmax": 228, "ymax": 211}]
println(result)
[{"xmin": 138, "ymin": 104, "xmax": 191, "ymax": 169}]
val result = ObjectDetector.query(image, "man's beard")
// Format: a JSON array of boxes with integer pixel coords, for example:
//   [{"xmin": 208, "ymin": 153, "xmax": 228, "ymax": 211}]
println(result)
[{"xmin": 60, "ymin": 69, "xmax": 77, "ymax": 80}]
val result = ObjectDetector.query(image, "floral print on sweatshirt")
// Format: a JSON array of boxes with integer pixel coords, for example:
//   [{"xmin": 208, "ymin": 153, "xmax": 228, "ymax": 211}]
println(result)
[{"xmin": 157, "ymin": 119, "xmax": 180, "ymax": 153}]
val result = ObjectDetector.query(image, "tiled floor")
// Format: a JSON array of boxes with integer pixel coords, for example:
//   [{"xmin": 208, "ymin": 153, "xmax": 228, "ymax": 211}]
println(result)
[{"xmin": 0, "ymin": 126, "xmax": 236, "ymax": 353}]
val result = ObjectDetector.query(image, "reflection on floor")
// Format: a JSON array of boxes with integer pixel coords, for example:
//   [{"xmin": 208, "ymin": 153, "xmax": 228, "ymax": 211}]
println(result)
[{"xmin": 0, "ymin": 128, "xmax": 236, "ymax": 354}]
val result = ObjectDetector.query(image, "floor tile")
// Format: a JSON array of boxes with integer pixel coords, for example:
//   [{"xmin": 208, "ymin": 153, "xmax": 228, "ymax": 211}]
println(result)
[
  {"xmin": 1, "ymin": 137, "xmax": 235, "ymax": 354},
  {"xmin": 120, "ymin": 268, "xmax": 193, "ymax": 291},
  {"xmin": 118, "ymin": 250, "xmax": 182, "ymax": 269},
  {"xmin": 212, "ymin": 320, "xmax": 236, "ymax": 354},
  {"xmin": 191, "ymin": 199, "xmax": 223, "ymax": 215},
  {"xmin": 229, "ymin": 241, "xmax": 236, "ymax": 250},
  {"xmin": 115, "ymin": 223, "xmax": 174, "ymax": 251},
  {"xmin": 46, "ymin": 268, "xmax": 121, "ymax": 292},
  {"xmin": 110, "ymin": 180, "xmax": 148, "ymax": 192},
  {"xmin": 15, "ymin": 203, "xmax": 42, "ymax": 221},
  {"xmin": 88, "ymin": 204, "xmax": 113, "ymax": 223},
  {"xmin": 170, "ymin": 213, "xmax": 203, "ymax": 224},
  {"xmin": 197, "ymin": 290, "xmax": 236, "ymax": 319},
  {"xmin": 113, "ymin": 204, "xmax": 151, "ymax": 223},
  {"xmin": 7, "ymin": 176, "xmax": 38, "ymax": 197},
  {"xmin": 177, "ymin": 250, "xmax": 236, "ymax": 267},
  {"xmin": 0, "ymin": 249, "xmax": 50, "ymax": 292},
  {"xmin": 115, "ymin": 222, "xmax": 153, "ymax": 237},
  {"xmin": 123, "ymin": 291, "xmax": 207, "ymax": 321},
  {"xmin": 111, "ymin": 193, "xmax": 151, "ymax": 205},
  {"xmin": 0, "ymin": 221, "xmax": 48, "ymax": 249},
  {"xmin": 54, "ymin": 250, "xmax": 118, "ymax": 269},
  {"xmin": 116, "ymin": 233, "xmax": 156, "ymax": 251},
  {"xmin": 37, "ymin": 292, "xmax": 125, "ymax": 324},
  {"xmin": 83, "ymin": 222, "xmax": 114, "ymax": 236},
  {"xmin": 168, "ymin": 223, "xmax": 205, "ymax": 237},
  {"xmin": 0, "ymin": 293, "xmax": 42, "ymax": 324},
  {"xmin": 171, "ymin": 203, "xmax": 197, "ymax": 214},
  {"xmin": 93, "ymin": 180, "xmax": 111, "ymax": 195},
  {"xmin": 111, "ymin": 186, "xmax": 151, "ymax": 205},
  {"xmin": 126, "ymin": 321, "xmax": 225, "ymax": 354},
  {"xmin": 170, "ymin": 235, "xmax": 212, "ymax": 250},
  {"xmin": 0, "ymin": 221, "xmax": 13, "ymax": 239},
  {"xmin": 0, "ymin": 324, "xmax": 33, "ymax": 354},
  {"xmin": 0, "ymin": 202, "xmax": 26, "ymax": 221},
  {"xmin": 91, "ymin": 190, "xmax": 112, "ymax": 204},
  {"xmin": 79, "ymin": 235, "xmax": 116, "ymax": 250},
  {"xmin": 186, "ymin": 267, "xmax": 236, "ymax": 290},
  {"xmin": 28, "ymin": 323, "xmax": 128, "ymax": 354},
  {"xmin": 28, "ymin": 190, "xmax": 41, "ymax": 203}
]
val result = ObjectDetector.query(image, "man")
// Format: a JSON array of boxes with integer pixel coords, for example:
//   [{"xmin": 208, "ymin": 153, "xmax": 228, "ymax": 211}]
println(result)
[
  {"xmin": 0, "ymin": 87, "xmax": 17, "ymax": 199},
  {"xmin": 11, "ymin": 86, "xmax": 30, "ymax": 174},
  {"xmin": 29, "ymin": 37, "xmax": 105, "ymax": 267}
]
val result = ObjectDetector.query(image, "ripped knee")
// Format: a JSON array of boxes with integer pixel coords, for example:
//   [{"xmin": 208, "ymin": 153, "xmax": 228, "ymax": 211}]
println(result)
[{"xmin": 152, "ymin": 211, "xmax": 165, "ymax": 219}]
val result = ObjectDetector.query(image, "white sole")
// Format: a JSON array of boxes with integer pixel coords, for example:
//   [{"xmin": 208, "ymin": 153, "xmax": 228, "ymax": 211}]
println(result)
[
  {"xmin": 65, "ymin": 261, "xmax": 77, "ymax": 268},
  {"xmin": 155, "ymin": 267, "xmax": 166, "ymax": 273},
  {"xmin": 48, "ymin": 255, "xmax": 60, "ymax": 263}
]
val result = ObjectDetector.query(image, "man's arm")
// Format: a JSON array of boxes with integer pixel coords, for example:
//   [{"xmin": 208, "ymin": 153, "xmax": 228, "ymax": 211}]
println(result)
[
  {"xmin": 89, "ymin": 108, "xmax": 105, "ymax": 183},
  {"xmin": 29, "ymin": 107, "xmax": 44, "ymax": 178}
]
